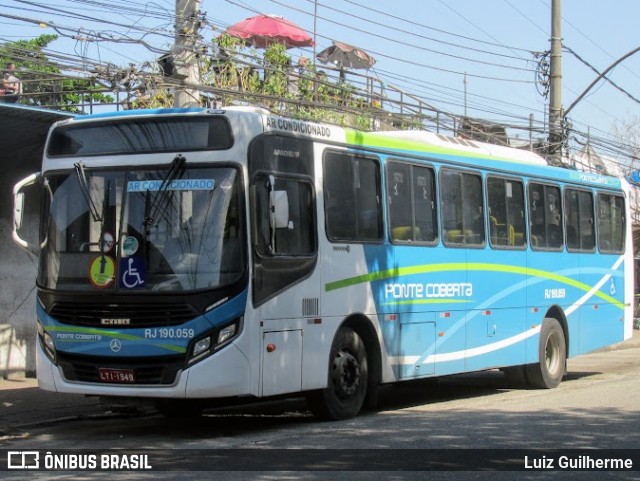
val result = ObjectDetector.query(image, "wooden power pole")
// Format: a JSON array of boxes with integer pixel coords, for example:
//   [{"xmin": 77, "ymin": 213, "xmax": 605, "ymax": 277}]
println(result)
[
  {"xmin": 174, "ymin": 0, "xmax": 201, "ymax": 107},
  {"xmin": 548, "ymin": 0, "xmax": 563, "ymax": 165}
]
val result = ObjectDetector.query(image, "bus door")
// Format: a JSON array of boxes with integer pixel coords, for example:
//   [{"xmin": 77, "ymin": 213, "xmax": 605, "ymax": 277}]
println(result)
[{"xmin": 249, "ymin": 134, "xmax": 319, "ymax": 396}]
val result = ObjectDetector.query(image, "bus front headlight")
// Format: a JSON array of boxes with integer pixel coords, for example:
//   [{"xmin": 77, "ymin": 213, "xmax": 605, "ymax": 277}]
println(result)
[
  {"xmin": 187, "ymin": 317, "xmax": 242, "ymax": 365},
  {"xmin": 217, "ymin": 324, "xmax": 237, "ymax": 344},
  {"xmin": 192, "ymin": 337, "xmax": 211, "ymax": 358},
  {"xmin": 37, "ymin": 321, "xmax": 56, "ymax": 363}
]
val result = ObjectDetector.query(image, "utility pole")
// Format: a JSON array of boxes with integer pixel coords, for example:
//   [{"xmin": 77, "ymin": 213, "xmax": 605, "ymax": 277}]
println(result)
[
  {"xmin": 548, "ymin": 0, "xmax": 563, "ymax": 165},
  {"xmin": 174, "ymin": 0, "xmax": 201, "ymax": 107},
  {"xmin": 464, "ymin": 72, "xmax": 468, "ymax": 118},
  {"xmin": 313, "ymin": 0, "xmax": 318, "ymax": 66}
]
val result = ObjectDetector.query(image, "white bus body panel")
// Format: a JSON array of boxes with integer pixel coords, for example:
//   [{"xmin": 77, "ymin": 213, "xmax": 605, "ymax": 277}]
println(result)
[
  {"xmin": 622, "ymin": 178, "xmax": 635, "ymax": 341},
  {"xmin": 37, "ymin": 338, "xmax": 253, "ymax": 399}
]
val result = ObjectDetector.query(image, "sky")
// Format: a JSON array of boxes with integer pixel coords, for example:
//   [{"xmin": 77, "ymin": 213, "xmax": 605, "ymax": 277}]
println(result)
[{"xmin": 2, "ymin": 0, "xmax": 640, "ymax": 156}]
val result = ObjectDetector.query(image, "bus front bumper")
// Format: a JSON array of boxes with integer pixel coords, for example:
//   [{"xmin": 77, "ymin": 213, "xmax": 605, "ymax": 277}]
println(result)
[{"xmin": 36, "ymin": 340, "xmax": 252, "ymax": 399}]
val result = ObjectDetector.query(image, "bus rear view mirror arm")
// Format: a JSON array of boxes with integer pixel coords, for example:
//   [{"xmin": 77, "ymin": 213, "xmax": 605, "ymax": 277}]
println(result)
[{"xmin": 13, "ymin": 172, "xmax": 42, "ymax": 256}]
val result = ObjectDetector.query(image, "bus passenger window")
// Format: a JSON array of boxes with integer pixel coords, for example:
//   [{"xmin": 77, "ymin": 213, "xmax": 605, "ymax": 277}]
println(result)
[
  {"xmin": 528, "ymin": 183, "xmax": 563, "ymax": 250},
  {"xmin": 487, "ymin": 177, "xmax": 526, "ymax": 248},
  {"xmin": 324, "ymin": 152, "xmax": 382, "ymax": 243},
  {"xmin": 440, "ymin": 169, "xmax": 484, "ymax": 247},
  {"xmin": 597, "ymin": 193, "xmax": 625, "ymax": 253},
  {"xmin": 324, "ymin": 154, "xmax": 356, "ymax": 240},
  {"xmin": 387, "ymin": 161, "xmax": 437, "ymax": 244},
  {"xmin": 564, "ymin": 188, "xmax": 595, "ymax": 252}
]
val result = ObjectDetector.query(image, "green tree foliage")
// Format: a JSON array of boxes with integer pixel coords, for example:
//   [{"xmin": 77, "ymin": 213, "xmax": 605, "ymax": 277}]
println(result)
[
  {"xmin": 0, "ymin": 34, "xmax": 112, "ymax": 112},
  {"xmin": 200, "ymin": 35, "xmax": 375, "ymax": 129}
]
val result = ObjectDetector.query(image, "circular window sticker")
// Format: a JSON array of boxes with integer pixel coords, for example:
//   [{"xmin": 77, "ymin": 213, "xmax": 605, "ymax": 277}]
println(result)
[
  {"xmin": 121, "ymin": 236, "xmax": 139, "ymax": 257},
  {"xmin": 89, "ymin": 255, "xmax": 115, "ymax": 288}
]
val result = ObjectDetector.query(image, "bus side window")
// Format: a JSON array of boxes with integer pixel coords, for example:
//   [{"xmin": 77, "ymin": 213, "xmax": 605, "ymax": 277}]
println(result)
[
  {"xmin": 275, "ymin": 179, "xmax": 315, "ymax": 255},
  {"xmin": 597, "ymin": 192, "xmax": 625, "ymax": 253},
  {"xmin": 440, "ymin": 169, "xmax": 484, "ymax": 247},
  {"xmin": 564, "ymin": 188, "xmax": 595, "ymax": 252},
  {"xmin": 528, "ymin": 183, "xmax": 563, "ymax": 250},
  {"xmin": 387, "ymin": 160, "xmax": 437, "ymax": 244},
  {"xmin": 324, "ymin": 153, "xmax": 356, "ymax": 240},
  {"xmin": 324, "ymin": 151, "xmax": 382, "ymax": 243},
  {"xmin": 487, "ymin": 176, "xmax": 526, "ymax": 248},
  {"xmin": 252, "ymin": 176, "xmax": 315, "ymax": 256}
]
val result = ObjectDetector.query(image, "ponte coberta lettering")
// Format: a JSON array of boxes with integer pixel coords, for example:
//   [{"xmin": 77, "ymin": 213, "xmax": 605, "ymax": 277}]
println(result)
[{"xmin": 384, "ymin": 282, "xmax": 473, "ymax": 299}]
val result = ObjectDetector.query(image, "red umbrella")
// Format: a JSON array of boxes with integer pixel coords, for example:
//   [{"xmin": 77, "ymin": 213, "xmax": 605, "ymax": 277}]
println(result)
[{"xmin": 224, "ymin": 14, "xmax": 314, "ymax": 49}]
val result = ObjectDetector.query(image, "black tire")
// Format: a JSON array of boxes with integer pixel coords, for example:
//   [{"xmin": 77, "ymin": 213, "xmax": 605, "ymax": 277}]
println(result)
[
  {"xmin": 307, "ymin": 327, "xmax": 368, "ymax": 421},
  {"xmin": 525, "ymin": 317, "xmax": 566, "ymax": 389},
  {"xmin": 501, "ymin": 365, "xmax": 528, "ymax": 389}
]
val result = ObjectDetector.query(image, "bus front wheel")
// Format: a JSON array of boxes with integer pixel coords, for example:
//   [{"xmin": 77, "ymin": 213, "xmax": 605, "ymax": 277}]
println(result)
[
  {"xmin": 526, "ymin": 317, "xmax": 566, "ymax": 389},
  {"xmin": 308, "ymin": 326, "xmax": 368, "ymax": 421}
]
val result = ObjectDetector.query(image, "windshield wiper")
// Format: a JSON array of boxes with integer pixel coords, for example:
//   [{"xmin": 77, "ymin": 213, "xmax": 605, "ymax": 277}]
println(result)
[
  {"xmin": 74, "ymin": 161, "xmax": 102, "ymax": 222},
  {"xmin": 144, "ymin": 154, "xmax": 186, "ymax": 227}
]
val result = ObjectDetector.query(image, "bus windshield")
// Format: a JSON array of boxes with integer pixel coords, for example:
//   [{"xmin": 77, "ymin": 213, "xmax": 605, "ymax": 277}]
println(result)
[{"xmin": 38, "ymin": 165, "xmax": 245, "ymax": 293}]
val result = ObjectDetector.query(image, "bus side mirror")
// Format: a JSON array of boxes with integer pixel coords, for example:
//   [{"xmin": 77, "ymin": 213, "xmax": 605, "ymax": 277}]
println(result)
[
  {"xmin": 251, "ymin": 176, "xmax": 294, "ymax": 256},
  {"xmin": 13, "ymin": 172, "xmax": 42, "ymax": 256},
  {"xmin": 269, "ymin": 190, "xmax": 292, "ymax": 229}
]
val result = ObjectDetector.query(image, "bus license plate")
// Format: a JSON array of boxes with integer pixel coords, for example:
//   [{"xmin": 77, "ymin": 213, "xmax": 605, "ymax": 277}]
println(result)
[{"xmin": 98, "ymin": 368, "xmax": 136, "ymax": 383}]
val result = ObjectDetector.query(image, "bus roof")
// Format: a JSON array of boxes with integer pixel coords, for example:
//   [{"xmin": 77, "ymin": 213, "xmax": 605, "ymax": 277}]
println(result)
[
  {"xmin": 75, "ymin": 106, "xmax": 272, "ymax": 122},
  {"xmin": 351, "ymin": 129, "xmax": 623, "ymax": 189},
  {"xmin": 351, "ymin": 129, "xmax": 548, "ymax": 166},
  {"xmin": 47, "ymin": 107, "xmax": 621, "ymax": 190}
]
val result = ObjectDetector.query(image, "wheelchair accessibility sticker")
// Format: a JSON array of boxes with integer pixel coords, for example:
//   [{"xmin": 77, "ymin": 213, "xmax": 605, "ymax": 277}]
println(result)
[
  {"xmin": 89, "ymin": 255, "xmax": 115, "ymax": 288},
  {"xmin": 120, "ymin": 257, "xmax": 146, "ymax": 288}
]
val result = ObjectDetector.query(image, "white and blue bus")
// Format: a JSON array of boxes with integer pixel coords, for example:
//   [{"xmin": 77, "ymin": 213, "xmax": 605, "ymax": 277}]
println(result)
[{"xmin": 13, "ymin": 106, "xmax": 634, "ymax": 420}]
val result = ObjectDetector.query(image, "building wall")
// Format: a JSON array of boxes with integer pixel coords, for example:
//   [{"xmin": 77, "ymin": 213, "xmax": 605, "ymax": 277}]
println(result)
[
  {"xmin": 0, "ymin": 163, "xmax": 39, "ymax": 378},
  {"xmin": 0, "ymin": 105, "xmax": 70, "ymax": 378}
]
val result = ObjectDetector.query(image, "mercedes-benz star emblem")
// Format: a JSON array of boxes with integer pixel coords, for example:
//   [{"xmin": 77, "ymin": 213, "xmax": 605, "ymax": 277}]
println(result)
[{"xmin": 110, "ymin": 338, "xmax": 122, "ymax": 353}]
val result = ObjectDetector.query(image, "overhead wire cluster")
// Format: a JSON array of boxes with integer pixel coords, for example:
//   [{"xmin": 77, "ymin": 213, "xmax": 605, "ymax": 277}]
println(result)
[
  {"xmin": 1, "ymin": 0, "xmax": 639, "ymax": 170},
  {"xmin": 222, "ymin": 0, "xmax": 640, "ymax": 173},
  {"xmin": 215, "ymin": 0, "xmax": 553, "ymax": 144}
]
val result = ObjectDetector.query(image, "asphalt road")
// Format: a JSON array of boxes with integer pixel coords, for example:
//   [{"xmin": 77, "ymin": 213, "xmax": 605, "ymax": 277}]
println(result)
[{"xmin": 1, "ymin": 331, "xmax": 639, "ymax": 480}]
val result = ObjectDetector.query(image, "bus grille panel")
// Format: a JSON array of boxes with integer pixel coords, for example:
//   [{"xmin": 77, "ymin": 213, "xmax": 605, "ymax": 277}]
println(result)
[{"xmin": 49, "ymin": 302, "xmax": 197, "ymax": 328}]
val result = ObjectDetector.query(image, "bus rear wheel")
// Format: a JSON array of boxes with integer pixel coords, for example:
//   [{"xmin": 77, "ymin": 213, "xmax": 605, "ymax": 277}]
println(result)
[
  {"xmin": 308, "ymin": 326, "xmax": 368, "ymax": 421},
  {"xmin": 526, "ymin": 317, "xmax": 566, "ymax": 389}
]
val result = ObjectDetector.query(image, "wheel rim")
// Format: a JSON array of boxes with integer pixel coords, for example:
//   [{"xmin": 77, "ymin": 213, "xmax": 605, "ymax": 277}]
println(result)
[
  {"xmin": 545, "ymin": 332, "xmax": 562, "ymax": 376},
  {"xmin": 331, "ymin": 349, "xmax": 361, "ymax": 399}
]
